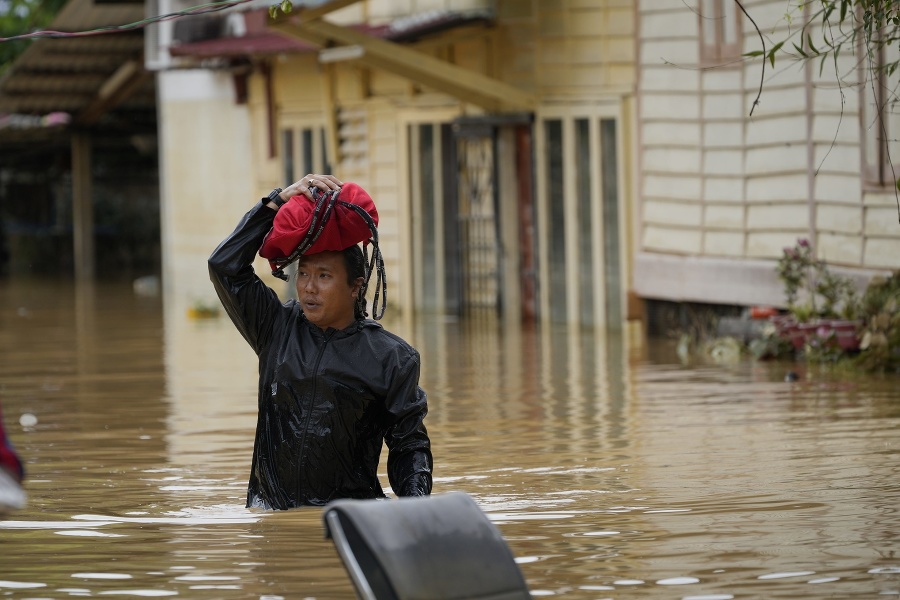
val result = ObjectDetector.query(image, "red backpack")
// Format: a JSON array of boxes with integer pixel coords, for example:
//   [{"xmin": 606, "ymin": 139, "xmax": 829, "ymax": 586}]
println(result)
[{"xmin": 259, "ymin": 182, "xmax": 385, "ymax": 318}]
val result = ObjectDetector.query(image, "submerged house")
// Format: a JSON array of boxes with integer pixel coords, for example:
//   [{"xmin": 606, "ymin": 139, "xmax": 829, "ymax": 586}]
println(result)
[
  {"xmin": 151, "ymin": 0, "xmax": 637, "ymax": 331},
  {"xmin": 156, "ymin": 0, "xmax": 897, "ymax": 334},
  {"xmin": 0, "ymin": 0, "xmax": 894, "ymax": 335},
  {"xmin": 7, "ymin": 1, "xmax": 888, "ymax": 329}
]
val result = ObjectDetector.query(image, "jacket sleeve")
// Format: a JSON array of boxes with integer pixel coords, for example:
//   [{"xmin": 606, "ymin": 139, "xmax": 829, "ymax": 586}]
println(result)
[
  {"xmin": 208, "ymin": 201, "xmax": 284, "ymax": 355},
  {"xmin": 384, "ymin": 352, "xmax": 433, "ymax": 497}
]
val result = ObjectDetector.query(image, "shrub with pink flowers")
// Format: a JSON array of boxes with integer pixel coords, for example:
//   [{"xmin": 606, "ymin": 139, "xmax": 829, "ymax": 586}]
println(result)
[
  {"xmin": 775, "ymin": 238, "xmax": 857, "ymax": 321},
  {"xmin": 767, "ymin": 238, "xmax": 900, "ymax": 371}
]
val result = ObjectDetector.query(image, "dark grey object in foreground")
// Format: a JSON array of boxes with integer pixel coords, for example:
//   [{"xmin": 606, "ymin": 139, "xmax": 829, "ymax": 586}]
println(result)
[{"xmin": 323, "ymin": 492, "xmax": 531, "ymax": 600}]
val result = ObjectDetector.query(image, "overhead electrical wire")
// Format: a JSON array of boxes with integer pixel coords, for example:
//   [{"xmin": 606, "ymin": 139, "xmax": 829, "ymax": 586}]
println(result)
[{"xmin": 0, "ymin": 0, "xmax": 256, "ymax": 42}]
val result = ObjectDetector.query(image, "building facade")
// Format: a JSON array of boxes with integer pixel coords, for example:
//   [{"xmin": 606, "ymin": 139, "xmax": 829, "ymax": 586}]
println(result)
[
  {"xmin": 155, "ymin": 0, "xmax": 897, "ymax": 329},
  {"xmin": 634, "ymin": 0, "xmax": 899, "ymax": 309},
  {"xmin": 154, "ymin": 0, "xmax": 637, "ymax": 330}
]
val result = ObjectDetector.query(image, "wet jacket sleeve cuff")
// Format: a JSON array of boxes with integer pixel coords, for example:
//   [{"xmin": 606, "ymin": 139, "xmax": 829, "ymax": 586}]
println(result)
[{"xmin": 398, "ymin": 472, "xmax": 432, "ymax": 497}]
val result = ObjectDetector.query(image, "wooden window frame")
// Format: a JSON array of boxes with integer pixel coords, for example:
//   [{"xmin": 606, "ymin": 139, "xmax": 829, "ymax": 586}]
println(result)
[
  {"xmin": 699, "ymin": 0, "xmax": 743, "ymax": 66},
  {"xmin": 859, "ymin": 34, "xmax": 900, "ymax": 189},
  {"xmin": 278, "ymin": 119, "xmax": 330, "ymax": 186}
]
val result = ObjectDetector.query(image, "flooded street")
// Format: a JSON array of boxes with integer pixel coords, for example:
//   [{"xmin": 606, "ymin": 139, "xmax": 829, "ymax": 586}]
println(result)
[{"xmin": 1, "ymin": 280, "xmax": 898, "ymax": 599}]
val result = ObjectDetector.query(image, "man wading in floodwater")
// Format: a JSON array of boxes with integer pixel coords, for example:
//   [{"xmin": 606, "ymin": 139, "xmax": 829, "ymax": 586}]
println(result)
[{"xmin": 209, "ymin": 174, "xmax": 432, "ymax": 509}]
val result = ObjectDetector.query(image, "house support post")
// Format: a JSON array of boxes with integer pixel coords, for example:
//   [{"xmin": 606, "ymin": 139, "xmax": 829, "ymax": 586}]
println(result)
[{"xmin": 72, "ymin": 132, "xmax": 95, "ymax": 281}]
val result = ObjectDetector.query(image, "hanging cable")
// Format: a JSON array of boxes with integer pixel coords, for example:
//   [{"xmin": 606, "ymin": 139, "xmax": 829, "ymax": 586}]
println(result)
[{"xmin": 0, "ymin": 0, "xmax": 255, "ymax": 42}]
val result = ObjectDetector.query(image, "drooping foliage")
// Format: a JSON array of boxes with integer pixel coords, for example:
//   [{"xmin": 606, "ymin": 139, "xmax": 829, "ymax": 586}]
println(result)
[{"xmin": 746, "ymin": 1, "xmax": 900, "ymax": 74}]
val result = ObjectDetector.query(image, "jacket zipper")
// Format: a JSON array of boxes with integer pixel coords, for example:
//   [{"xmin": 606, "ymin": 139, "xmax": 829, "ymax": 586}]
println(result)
[{"xmin": 296, "ymin": 329, "xmax": 333, "ymax": 503}]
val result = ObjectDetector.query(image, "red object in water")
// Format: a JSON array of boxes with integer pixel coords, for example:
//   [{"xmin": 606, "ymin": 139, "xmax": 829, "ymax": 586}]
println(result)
[
  {"xmin": 750, "ymin": 306, "xmax": 779, "ymax": 319},
  {"xmin": 0, "ymin": 402, "xmax": 23, "ymax": 481}
]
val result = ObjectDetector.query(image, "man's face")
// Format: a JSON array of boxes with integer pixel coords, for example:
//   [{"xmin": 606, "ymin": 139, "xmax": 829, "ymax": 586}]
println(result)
[{"xmin": 295, "ymin": 251, "xmax": 362, "ymax": 331}]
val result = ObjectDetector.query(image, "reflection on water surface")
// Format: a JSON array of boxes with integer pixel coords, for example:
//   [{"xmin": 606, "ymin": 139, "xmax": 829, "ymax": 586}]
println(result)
[{"xmin": 1, "ymin": 280, "xmax": 898, "ymax": 598}]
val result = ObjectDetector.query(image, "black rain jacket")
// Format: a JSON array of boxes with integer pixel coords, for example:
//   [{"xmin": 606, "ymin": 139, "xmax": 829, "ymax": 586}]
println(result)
[{"xmin": 208, "ymin": 201, "xmax": 433, "ymax": 509}]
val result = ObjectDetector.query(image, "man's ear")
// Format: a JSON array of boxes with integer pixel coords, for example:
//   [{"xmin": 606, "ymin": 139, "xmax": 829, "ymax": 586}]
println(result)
[{"xmin": 352, "ymin": 277, "xmax": 364, "ymax": 298}]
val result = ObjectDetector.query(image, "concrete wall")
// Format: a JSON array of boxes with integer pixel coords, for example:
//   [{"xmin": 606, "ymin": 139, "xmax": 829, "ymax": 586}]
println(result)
[{"xmin": 158, "ymin": 70, "xmax": 256, "ymax": 309}]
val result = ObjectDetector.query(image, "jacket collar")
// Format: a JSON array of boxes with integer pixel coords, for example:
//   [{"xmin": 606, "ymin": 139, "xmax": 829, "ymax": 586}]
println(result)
[{"xmin": 299, "ymin": 312, "xmax": 381, "ymax": 338}]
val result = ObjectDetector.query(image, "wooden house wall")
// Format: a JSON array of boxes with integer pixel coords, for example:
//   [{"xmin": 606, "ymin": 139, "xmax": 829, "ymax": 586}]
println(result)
[{"xmin": 635, "ymin": 0, "xmax": 897, "ymax": 309}]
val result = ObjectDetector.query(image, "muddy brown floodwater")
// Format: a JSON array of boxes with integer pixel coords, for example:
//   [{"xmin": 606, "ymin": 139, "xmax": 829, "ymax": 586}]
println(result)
[{"xmin": 1, "ymin": 280, "xmax": 898, "ymax": 599}]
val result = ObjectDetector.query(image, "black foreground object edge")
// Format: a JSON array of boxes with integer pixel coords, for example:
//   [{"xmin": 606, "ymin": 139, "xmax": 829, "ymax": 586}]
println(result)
[{"xmin": 322, "ymin": 491, "xmax": 531, "ymax": 600}]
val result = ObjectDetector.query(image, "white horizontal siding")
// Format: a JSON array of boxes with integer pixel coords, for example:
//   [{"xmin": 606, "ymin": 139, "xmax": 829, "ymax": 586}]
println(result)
[
  {"xmin": 644, "ymin": 121, "xmax": 702, "ymax": 145},
  {"xmin": 745, "ymin": 115, "xmax": 807, "ymax": 146},
  {"xmin": 813, "ymin": 173, "xmax": 862, "ymax": 204},
  {"xmin": 746, "ymin": 203, "xmax": 808, "ymax": 229},
  {"xmin": 641, "ymin": 66, "xmax": 699, "ymax": 92},
  {"xmin": 817, "ymin": 204, "xmax": 863, "ymax": 234},
  {"xmin": 747, "ymin": 231, "xmax": 808, "ymax": 259},
  {"xmin": 644, "ymin": 174, "xmax": 703, "ymax": 199},
  {"xmin": 744, "ymin": 84, "xmax": 808, "ymax": 116},
  {"xmin": 819, "ymin": 233, "xmax": 863, "ymax": 266},
  {"xmin": 704, "ymin": 178, "xmax": 744, "ymax": 202},
  {"xmin": 746, "ymin": 174, "xmax": 807, "ymax": 202},
  {"xmin": 704, "ymin": 231, "xmax": 746, "ymax": 256},
  {"xmin": 864, "ymin": 206, "xmax": 900, "ymax": 235},
  {"xmin": 700, "ymin": 69, "xmax": 743, "ymax": 92},
  {"xmin": 742, "ymin": 1, "xmax": 791, "ymax": 33},
  {"xmin": 703, "ymin": 121, "xmax": 743, "ymax": 147},
  {"xmin": 643, "ymin": 225, "xmax": 702, "ymax": 254},
  {"xmin": 642, "ymin": 94, "xmax": 701, "ymax": 120},
  {"xmin": 639, "ymin": 8, "xmax": 696, "ymax": 39},
  {"xmin": 864, "ymin": 191, "xmax": 900, "ymax": 207},
  {"xmin": 812, "ymin": 112, "xmax": 860, "ymax": 143},
  {"xmin": 703, "ymin": 149, "xmax": 743, "ymax": 176},
  {"xmin": 636, "ymin": 0, "xmax": 879, "ymax": 283},
  {"xmin": 643, "ymin": 147, "xmax": 702, "ymax": 172},
  {"xmin": 865, "ymin": 237, "xmax": 900, "ymax": 268},
  {"xmin": 641, "ymin": 39, "xmax": 698, "ymax": 66},
  {"xmin": 705, "ymin": 205, "xmax": 745, "ymax": 228},
  {"xmin": 702, "ymin": 93, "xmax": 745, "ymax": 120},
  {"xmin": 745, "ymin": 146, "xmax": 808, "ymax": 174},
  {"xmin": 644, "ymin": 199, "xmax": 703, "ymax": 227},
  {"xmin": 813, "ymin": 143, "xmax": 860, "ymax": 174}
]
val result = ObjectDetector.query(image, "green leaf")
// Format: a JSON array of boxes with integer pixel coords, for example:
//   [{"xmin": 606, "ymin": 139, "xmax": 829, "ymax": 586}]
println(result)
[
  {"xmin": 793, "ymin": 42, "xmax": 809, "ymax": 58},
  {"xmin": 280, "ymin": 0, "xmax": 293, "ymax": 13},
  {"xmin": 744, "ymin": 50, "xmax": 765, "ymax": 57},
  {"xmin": 807, "ymin": 33, "xmax": 819, "ymax": 55},
  {"xmin": 269, "ymin": 4, "xmax": 277, "ymax": 18},
  {"xmin": 769, "ymin": 41, "xmax": 785, "ymax": 68}
]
